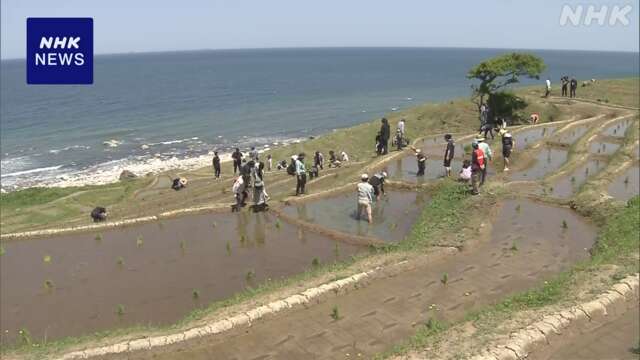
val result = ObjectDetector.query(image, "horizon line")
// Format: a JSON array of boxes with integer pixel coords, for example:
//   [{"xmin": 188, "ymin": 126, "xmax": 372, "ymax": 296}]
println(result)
[{"xmin": 2, "ymin": 45, "xmax": 639, "ymax": 61}]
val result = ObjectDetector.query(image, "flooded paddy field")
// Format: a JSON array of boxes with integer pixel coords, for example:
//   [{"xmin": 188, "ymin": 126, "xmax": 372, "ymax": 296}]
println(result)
[
  {"xmin": 544, "ymin": 158, "xmax": 607, "ymax": 198},
  {"xmin": 513, "ymin": 125, "xmax": 558, "ymax": 151},
  {"xmin": 554, "ymin": 125, "xmax": 590, "ymax": 146},
  {"xmin": 282, "ymin": 190, "xmax": 429, "ymax": 242},
  {"xmin": 607, "ymin": 163, "xmax": 640, "ymax": 201},
  {"xmin": 0, "ymin": 212, "xmax": 361, "ymax": 344},
  {"xmin": 510, "ymin": 147, "xmax": 569, "ymax": 181},
  {"xmin": 382, "ymin": 155, "xmax": 463, "ymax": 183},
  {"xmin": 588, "ymin": 140, "xmax": 621, "ymax": 156},
  {"xmin": 602, "ymin": 118, "xmax": 634, "ymax": 138},
  {"xmin": 135, "ymin": 199, "xmax": 598, "ymax": 360}
]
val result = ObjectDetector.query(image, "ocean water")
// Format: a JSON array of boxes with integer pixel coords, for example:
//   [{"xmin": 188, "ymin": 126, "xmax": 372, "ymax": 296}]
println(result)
[{"xmin": 1, "ymin": 48, "xmax": 638, "ymax": 191}]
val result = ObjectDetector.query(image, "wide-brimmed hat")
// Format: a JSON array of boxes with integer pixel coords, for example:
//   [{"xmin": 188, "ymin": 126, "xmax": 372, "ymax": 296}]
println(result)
[
  {"xmin": 361, "ymin": 174, "xmax": 369, "ymax": 180},
  {"xmin": 475, "ymin": 136, "xmax": 485, "ymax": 142},
  {"xmin": 179, "ymin": 177, "xmax": 188, "ymax": 186},
  {"xmin": 498, "ymin": 129, "xmax": 507, "ymax": 136},
  {"xmin": 381, "ymin": 171, "xmax": 388, "ymax": 178}
]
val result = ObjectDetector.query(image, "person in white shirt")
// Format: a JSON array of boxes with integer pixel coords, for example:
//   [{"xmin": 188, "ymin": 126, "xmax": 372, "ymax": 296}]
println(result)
[
  {"xmin": 340, "ymin": 151, "xmax": 349, "ymax": 162},
  {"xmin": 356, "ymin": 174, "xmax": 375, "ymax": 223},
  {"xmin": 545, "ymin": 79, "xmax": 551, "ymax": 97}
]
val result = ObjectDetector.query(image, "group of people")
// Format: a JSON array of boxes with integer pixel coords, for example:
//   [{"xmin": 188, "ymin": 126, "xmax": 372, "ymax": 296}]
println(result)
[
  {"xmin": 560, "ymin": 76, "xmax": 578, "ymax": 98},
  {"xmin": 546, "ymin": 76, "xmax": 578, "ymax": 98},
  {"xmin": 377, "ymin": 118, "xmax": 407, "ymax": 154},
  {"xmin": 223, "ymin": 145, "xmax": 351, "ymax": 211}
]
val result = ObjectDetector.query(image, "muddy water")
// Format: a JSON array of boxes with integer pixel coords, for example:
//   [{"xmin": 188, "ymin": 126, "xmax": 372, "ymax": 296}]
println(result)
[
  {"xmin": 555, "ymin": 125, "xmax": 589, "ymax": 145},
  {"xmin": 514, "ymin": 125, "xmax": 558, "ymax": 150},
  {"xmin": 546, "ymin": 158, "xmax": 607, "ymax": 198},
  {"xmin": 588, "ymin": 141, "xmax": 621, "ymax": 156},
  {"xmin": 131, "ymin": 199, "xmax": 598, "ymax": 360},
  {"xmin": 602, "ymin": 118, "xmax": 633, "ymax": 137},
  {"xmin": 282, "ymin": 191, "xmax": 428, "ymax": 242},
  {"xmin": 382, "ymin": 155, "xmax": 463, "ymax": 183},
  {"xmin": 510, "ymin": 147, "xmax": 568, "ymax": 181},
  {"xmin": 607, "ymin": 164, "xmax": 639, "ymax": 201},
  {"xmin": 0, "ymin": 212, "xmax": 361, "ymax": 344}
]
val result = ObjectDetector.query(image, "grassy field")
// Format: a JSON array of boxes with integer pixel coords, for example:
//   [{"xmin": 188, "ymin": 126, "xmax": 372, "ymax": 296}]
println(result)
[{"xmin": 4, "ymin": 78, "xmax": 633, "ymax": 234}]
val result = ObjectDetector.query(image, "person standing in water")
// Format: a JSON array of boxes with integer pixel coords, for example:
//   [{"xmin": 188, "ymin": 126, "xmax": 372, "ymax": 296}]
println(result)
[
  {"xmin": 252, "ymin": 161, "xmax": 268, "ymax": 210},
  {"xmin": 368, "ymin": 171, "xmax": 387, "ymax": 200},
  {"xmin": 357, "ymin": 174, "xmax": 375, "ymax": 223},
  {"xmin": 500, "ymin": 129, "xmax": 515, "ymax": 171},
  {"xmin": 443, "ymin": 134, "xmax": 455, "ymax": 177},
  {"xmin": 410, "ymin": 148, "xmax": 427, "ymax": 176},
  {"xmin": 266, "ymin": 154, "xmax": 273, "ymax": 171},
  {"xmin": 212, "ymin": 151, "xmax": 221, "ymax": 179},
  {"xmin": 295, "ymin": 153, "xmax": 307, "ymax": 196},
  {"xmin": 231, "ymin": 148, "xmax": 243, "ymax": 175}
]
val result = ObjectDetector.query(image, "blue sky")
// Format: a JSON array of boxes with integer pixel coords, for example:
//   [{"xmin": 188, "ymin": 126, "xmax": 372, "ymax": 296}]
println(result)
[{"xmin": 2, "ymin": 0, "xmax": 638, "ymax": 59}]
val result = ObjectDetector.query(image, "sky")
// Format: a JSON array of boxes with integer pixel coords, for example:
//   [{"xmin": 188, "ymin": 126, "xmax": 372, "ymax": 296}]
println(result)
[{"xmin": 1, "ymin": 0, "xmax": 639, "ymax": 59}]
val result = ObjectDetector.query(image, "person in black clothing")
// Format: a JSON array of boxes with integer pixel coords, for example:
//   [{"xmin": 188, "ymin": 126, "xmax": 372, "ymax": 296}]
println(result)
[
  {"xmin": 570, "ymin": 77, "xmax": 578, "ymax": 98},
  {"xmin": 368, "ymin": 171, "xmax": 387, "ymax": 200},
  {"xmin": 241, "ymin": 160, "xmax": 254, "ymax": 188},
  {"xmin": 443, "ymin": 134, "xmax": 455, "ymax": 177},
  {"xmin": 90, "ymin": 206, "xmax": 108, "ymax": 222},
  {"xmin": 172, "ymin": 177, "xmax": 187, "ymax": 190},
  {"xmin": 375, "ymin": 132, "xmax": 383, "ymax": 155},
  {"xmin": 500, "ymin": 130, "xmax": 515, "ymax": 171},
  {"xmin": 413, "ymin": 149, "xmax": 426, "ymax": 176},
  {"xmin": 380, "ymin": 118, "xmax": 391, "ymax": 155},
  {"xmin": 212, "ymin": 151, "xmax": 221, "ymax": 178},
  {"xmin": 314, "ymin": 151, "xmax": 324, "ymax": 170},
  {"xmin": 561, "ymin": 76, "xmax": 569, "ymax": 97},
  {"xmin": 231, "ymin": 148, "xmax": 243, "ymax": 174}
]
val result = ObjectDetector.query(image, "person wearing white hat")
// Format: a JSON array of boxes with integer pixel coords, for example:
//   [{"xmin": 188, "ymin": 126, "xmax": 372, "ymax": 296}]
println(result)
[
  {"xmin": 357, "ymin": 174, "xmax": 375, "ymax": 223},
  {"xmin": 413, "ymin": 148, "xmax": 427, "ymax": 177},
  {"xmin": 369, "ymin": 171, "xmax": 387, "ymax": 200}
]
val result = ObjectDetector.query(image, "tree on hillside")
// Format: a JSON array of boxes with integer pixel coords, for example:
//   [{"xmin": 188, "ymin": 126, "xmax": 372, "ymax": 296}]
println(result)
[{"xmin": 468, "ymin": 53, "xmax": 546, "ymax": 122}]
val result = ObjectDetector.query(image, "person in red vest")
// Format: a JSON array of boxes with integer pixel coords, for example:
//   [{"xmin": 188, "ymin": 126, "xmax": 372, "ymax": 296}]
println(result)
[{"xmin": 471, "ymin": 142, "xmax": 485, "ymax": 195}]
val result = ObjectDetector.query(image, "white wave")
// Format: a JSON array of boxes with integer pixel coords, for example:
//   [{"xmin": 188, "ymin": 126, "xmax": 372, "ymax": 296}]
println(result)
[
  {"xmin": 49, "ymin": 145, "xmax": 91, "ymax": 154},
  {"xmin": 1, "ymin": 165, "xmax": 64, "ymax": 178}
]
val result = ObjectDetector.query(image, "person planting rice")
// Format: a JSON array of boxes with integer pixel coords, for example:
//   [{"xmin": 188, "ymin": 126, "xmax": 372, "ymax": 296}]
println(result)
[
  {"xmin": 171, "ymin": 177, "xmax": 188, "ymax": 190},
  {"xmin": 295, "ymin": 153, "xmax": 307, "ymax": 196},
  {"xmin": 356, "ymin": 174, "xmax": 375, "ymax": 223},
  {"xmin": 368, "ymin": 171, "xmax": 387, "ymax": 200},
  {"xmin": 459, "ymin": 160, "xmax": 472, "ymax": 183},
  {"xmin": 475, "ymin": 136, "xmax": 492, "ymax": 185},
  {"xmin": 90, "ymin": 207, "xmax": 108, "ymax": 222},
  {"xmin": 500, "ymin": 128, "xmax": 515, "ymax": 171},
  {"xmin": 471, "ymin": 142, "xmax": 485, "ymax": 195},
  {"xmin": 409, "ymin": 147, "xmax": 427, "ymax": 176},
  {"xmin": 232, "ymin": 175, "xmax": 247, "ymax": 211},
  {"xmin": 443, "ymin": 134, "xmax": 455, "ymax": 177},
  {"xmin": 252, "ymin": 161, "xmax": 269, "ymax": 211}
]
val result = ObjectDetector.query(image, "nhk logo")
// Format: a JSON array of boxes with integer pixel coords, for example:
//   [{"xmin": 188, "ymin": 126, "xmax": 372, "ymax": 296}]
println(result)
[{"xmin": 27, "ymin": 18, "xmax": 93, "ymax": 84}]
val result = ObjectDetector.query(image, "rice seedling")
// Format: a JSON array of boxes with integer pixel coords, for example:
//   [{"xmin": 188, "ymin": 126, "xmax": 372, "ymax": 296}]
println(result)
[
  {"xmin": 570, "ymin": 176, "xmax": 576, "ymax": 183},
  {"xmin": 440, "ymin": 273, "xmax": 448, "ymax": 285},
  {"xmin": 192, "ymin": 289, "xmax": 200, "ymax": 299},
  {"xmin": 0, "ymin": 246, "xmax": 5, "ymax": 256},
  {"xmin": 116, "ymin": 304, "xmax": 125, "ymax": 317},
  {"xmin": 95, "ymin": 233, "xmax": 103, "ymax": 242},
  {"xmin": 43, "ymin": 255, "xmax": 51, "ymax": 263},
  {"xmin": 116, "ymin": 256, "xmax": 125, "ymax": 267},
  {"xmin": 311, "ymin": 257, "xmax": 320, "ymax": 267},
  {"xmin": 136, "ymin": 235, "xmax": 144, "ymax": 248},
  {"xmin": 389, "ymin": 222, "xmax": 398, "ymax": 230},
  {"xmin": 44, "ymin": 279, "xmax": 54, "ymax": 290},
  {"xmin": 212, "ymin": 221, "xmax": 217, "ymax": 228},
  {"xmin": 624, "ymin": 176, "xmax": 630, "ymax": 184},
  {"xmin": 562, "ymin": 220, "xmax": 568, "ymax": 229},
  {"xmin": 510, "ymin": 241, "xmax": 518, "ymax": 251},
  {"xmin": 226, "ymin": 241, "xmax": 231, "ymax": 255},
  {"xmin": 246, "ymin": 269, "xmax": 255, "ymax": 282},
  {"xmin": 18, "ymin": 328, "xmax": 32, "ymax": 346},
  {"xmin": 180, "ymin": 240, "xmax": 186, "ymax": 251},
  {"xmin": 330, "ymin": 305, "xmax": 340, "ymax": 320},
  {"xmin": 275, "ymin": 219, "xmax": 281, "ymax": 229},
  {"xmin": 333, "ymin": 243, "xmax": 340, "ymax": 258},
  {"xmin": 515, "ymin": 204, "xmax": 521, "ymax": 213}
]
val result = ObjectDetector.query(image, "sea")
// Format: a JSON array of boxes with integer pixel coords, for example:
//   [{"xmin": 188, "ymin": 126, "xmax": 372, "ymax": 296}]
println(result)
[{"xmin": 1, "ymin": 48, "xmax": 638, "ymax": 191}]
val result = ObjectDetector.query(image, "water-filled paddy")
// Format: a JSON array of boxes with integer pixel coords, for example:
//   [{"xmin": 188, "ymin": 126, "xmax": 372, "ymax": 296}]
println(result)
[
  {"xmin": 602, "ymin": 118, "xmax": 633, "ymax": 138},
  {"xmin": 510, "ymin": 147, "xmax": 569, "ymax": 181},
  {"xmin": 589, "ymin": 140, "xmax": 621, "ymax": 156},
  {"xmin": 283, "ymin": 190, "xmax": 428, "ymax": 242},
  {"xmin": 554, "ymin": 125, "xmax": 590, "ymax": 145},
  {"xmin": 545, "ymin": 158, "xmax": 607, "ymax": 198},
  {"xmin": 0, "ymin": 212, "xmax": 360, "ymax": 344},
  {"xmin": 514, "ymin": 126, "xmax": 558, "ymax": 150},
  {"xmin": 607, "ymin": 164, "xmax": 639, "ymax": 201}
]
